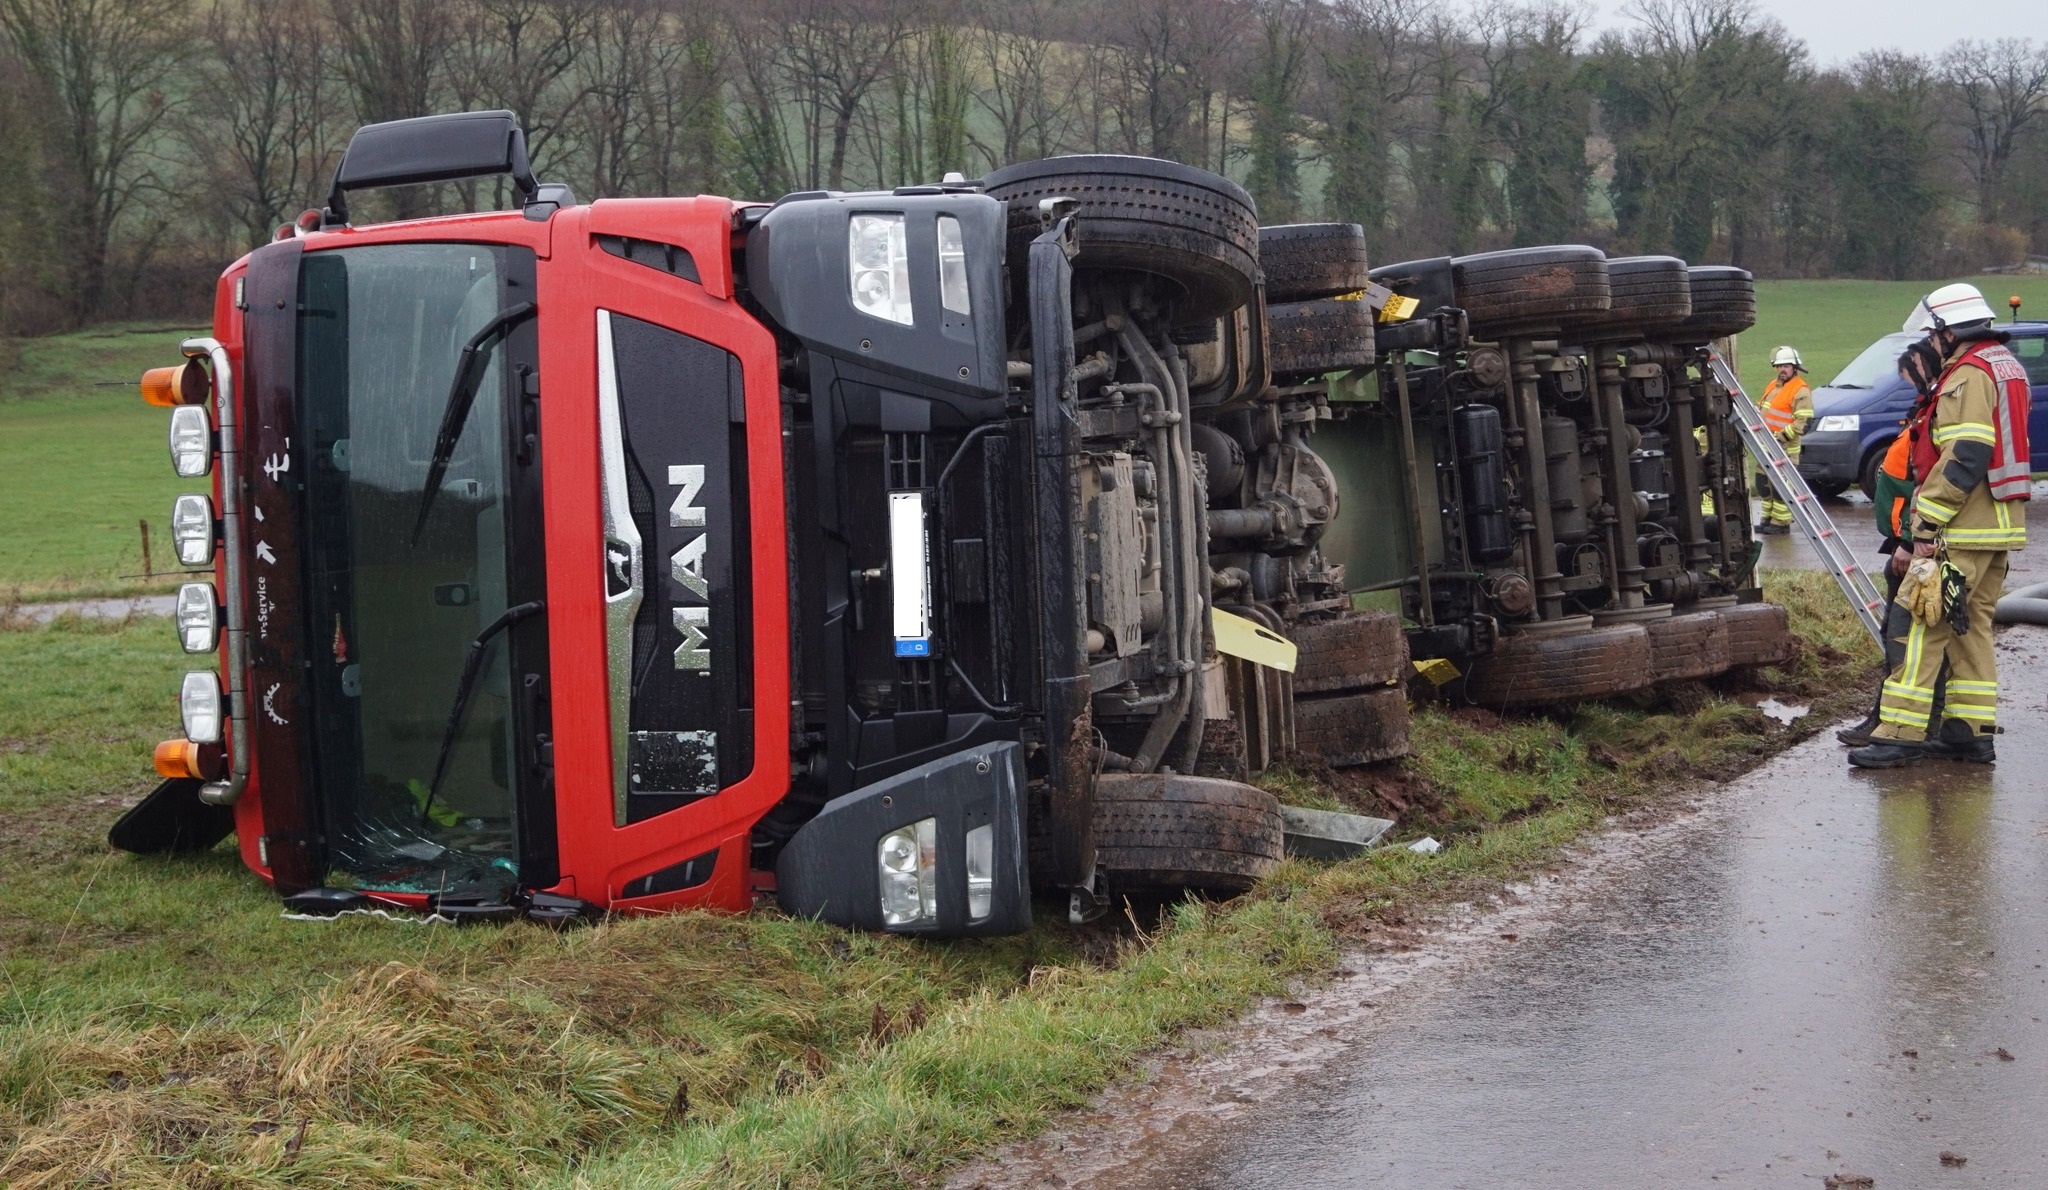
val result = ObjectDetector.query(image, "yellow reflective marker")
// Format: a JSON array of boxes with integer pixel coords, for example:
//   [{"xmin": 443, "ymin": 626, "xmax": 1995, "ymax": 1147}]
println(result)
[
  {"xmin": 1412, "ymin": 657, "xmax": 1460, "ymax": 687},
  {"xmin": 1212, "ymin": 608, "xmax": 1298, "ymax": 673}
]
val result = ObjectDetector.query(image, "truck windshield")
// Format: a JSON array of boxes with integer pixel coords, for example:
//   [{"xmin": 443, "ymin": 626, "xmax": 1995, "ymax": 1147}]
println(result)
[
  {"xmin": 1825, "ymin": 332, "xmax": 1915, "ymax": 390},
  {"xmin": 297, "ymin": 244, "xmax": 532, "ymax": 897}
]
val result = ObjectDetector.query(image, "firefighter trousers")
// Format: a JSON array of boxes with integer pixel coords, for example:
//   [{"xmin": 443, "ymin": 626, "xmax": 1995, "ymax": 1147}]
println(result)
[
  {"xmin": 1873, "ymin": 548, "xmax": 2007, "ymax": 742},
  {"xmin": 1759, "ymin": 442, "xmax": 1799, "ymax": 526}
]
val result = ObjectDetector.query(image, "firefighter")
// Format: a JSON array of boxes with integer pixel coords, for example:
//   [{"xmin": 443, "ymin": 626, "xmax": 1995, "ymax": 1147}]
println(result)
[
  {"xmin": 1754, "ymin": 346, "xmax": 1813, "ymax": 534},
  {"xmin": 1837, "ymin": 338, "xmax": 1947, "ymax": 747},
  {"xmin": 1850, "ymin": 284, "xmax": 2030, "ymax": 768}
]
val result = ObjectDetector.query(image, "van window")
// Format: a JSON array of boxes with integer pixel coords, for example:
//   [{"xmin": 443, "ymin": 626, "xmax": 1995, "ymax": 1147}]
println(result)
[{"xmin": 2011, "ymin": 336, "xmax": 2048, "ymax": 387}]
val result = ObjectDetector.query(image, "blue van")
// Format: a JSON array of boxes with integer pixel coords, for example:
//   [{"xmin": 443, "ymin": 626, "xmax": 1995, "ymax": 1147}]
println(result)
[{"xmin": 1799, "ymin": 321, "xmax": 2048, "ymax": 498}]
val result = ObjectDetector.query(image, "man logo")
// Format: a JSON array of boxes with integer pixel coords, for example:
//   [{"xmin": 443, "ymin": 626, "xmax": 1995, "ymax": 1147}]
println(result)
[{"xmin": 669, "ymin": 464, "xmax": 711, "ymax": 671}]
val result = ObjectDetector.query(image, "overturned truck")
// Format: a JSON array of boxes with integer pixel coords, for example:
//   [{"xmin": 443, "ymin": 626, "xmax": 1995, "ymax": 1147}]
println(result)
[{"xmin": 117, "ymin": 111, "xmax": 1783, "ymax": 936}]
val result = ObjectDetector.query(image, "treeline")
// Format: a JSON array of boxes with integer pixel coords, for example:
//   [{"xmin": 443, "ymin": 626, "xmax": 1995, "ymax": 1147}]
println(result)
[{"xmin": 1, "ymin": 0, "xmax": 2044, "ymax": 334}]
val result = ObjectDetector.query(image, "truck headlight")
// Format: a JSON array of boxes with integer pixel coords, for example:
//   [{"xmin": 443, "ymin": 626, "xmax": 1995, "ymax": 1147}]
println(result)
[
  {"xmin": 849, "ymin": 213, "xmax": 913, "ymax": 327},
  {"xmin": 171, "ymin": 494, "xmax": 215, "ymax": 566},
  {"xmin": 1815, "ymin": 415, "xmax": 1860, "ymax": 433},
  {"xmin": 181, "ymin": 670, "xmax": 223, "ymax": 744},
  {"xmin": 175, "ymin": 582, "xmax": 220, "ymax": 653},
  {"xmin": 878, "ymin": 817, "xmax": 937, "ymax": 926},
  {"xmin": 168, "ymin": 405, "xmax": 212, "ymax": 477},
  {"xmin": 965, "ymin": 823, "xmax": 994, "ymax": 921}
]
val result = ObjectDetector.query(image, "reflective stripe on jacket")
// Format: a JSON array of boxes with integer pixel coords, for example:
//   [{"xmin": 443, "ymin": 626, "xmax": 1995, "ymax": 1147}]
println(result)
[{"xmin": 1911, "ymin": 346, "xmax": 2028, "ymax": 549}]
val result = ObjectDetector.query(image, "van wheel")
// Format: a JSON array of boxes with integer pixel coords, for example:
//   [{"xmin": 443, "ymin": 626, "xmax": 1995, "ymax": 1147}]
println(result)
[
  {"xmin": 983, "ymin": 155, "xmax": 1259, "ymax": 323},
  {"xmin": 1092, "ymin": 773, "xmax": 1284, "ymax": 897},
  {"xmin": 1859, "ymin": 444, "xmax": 1889, "ymax": 500},
  {"xmin": 1810, "ymin": 479, "xmax": 1849, "ymax": 500}
]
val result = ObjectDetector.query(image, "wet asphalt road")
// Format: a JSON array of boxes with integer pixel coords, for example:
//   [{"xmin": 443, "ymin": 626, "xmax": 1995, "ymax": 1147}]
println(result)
[{"xmin": 1087, "ymin": 634, "xmax": 2048, "ymax": 1188}]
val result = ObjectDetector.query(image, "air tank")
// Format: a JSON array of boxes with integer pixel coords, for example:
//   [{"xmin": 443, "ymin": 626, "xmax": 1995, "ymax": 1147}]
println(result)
[{"xmin": 1454, "ymin": 405, "xmax": 1512, "ymax": 563}]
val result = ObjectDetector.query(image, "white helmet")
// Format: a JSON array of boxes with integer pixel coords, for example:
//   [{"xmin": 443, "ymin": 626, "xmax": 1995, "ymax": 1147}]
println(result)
[
  {"xmin": 1904, "ymin": 283, "xmax": 1997, "ymax": 333},
  {"xmin": 1770, "ymin": 345, "xmax": 1803, "ymax": 369}
]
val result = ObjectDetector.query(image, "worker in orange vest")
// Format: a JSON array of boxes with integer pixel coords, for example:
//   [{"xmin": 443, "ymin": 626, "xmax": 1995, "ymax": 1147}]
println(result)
[{"xmin": 1755, "ymin": 345, "xmax": 1813, "ymax": 534}]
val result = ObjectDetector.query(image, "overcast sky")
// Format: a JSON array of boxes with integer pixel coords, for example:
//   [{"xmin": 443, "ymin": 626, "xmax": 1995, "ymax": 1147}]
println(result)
[{"xmin": 1580, "ymin": 0, "xmax": 2048, "ymax": 67}]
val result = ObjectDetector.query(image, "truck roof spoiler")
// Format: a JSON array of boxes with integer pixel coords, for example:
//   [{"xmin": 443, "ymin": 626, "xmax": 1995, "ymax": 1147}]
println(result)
[{"xmin": 322, "ymin": 110, "xmax": 571, "ymax": 227}]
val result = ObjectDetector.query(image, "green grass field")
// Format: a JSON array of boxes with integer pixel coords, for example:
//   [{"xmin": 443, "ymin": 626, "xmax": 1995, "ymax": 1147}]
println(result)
[
  {"xmin": 1741, "ymin": 275, "xmax": 2048, "ymax": 397},
  {"xmin": 0, "ymin": 325, "xmax": 208, "ymax": 601}
]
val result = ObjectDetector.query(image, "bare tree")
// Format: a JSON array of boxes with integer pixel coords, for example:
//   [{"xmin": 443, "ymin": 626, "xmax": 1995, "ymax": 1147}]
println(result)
[
  {"xmin": 183, "ymin": 0, "xmax": 337, "ymax": 249},
  {"xmin": 1315, "ymin": 0, "xmax": 1425, "ymax": 253},
  {"xmin": 964, "ymin": 0, "xmax": 1076, "ymax": 170},
  {"xmin": 0, "ymin": 0, "xmax": 191, "ymax": 324},
  {"xmin": 774, "ymin": 0, "xmax": 916, "ymax": 189},
  {"xmin": 1939, "ymin": 38, "xmax": 2048, "ymax": 227}
]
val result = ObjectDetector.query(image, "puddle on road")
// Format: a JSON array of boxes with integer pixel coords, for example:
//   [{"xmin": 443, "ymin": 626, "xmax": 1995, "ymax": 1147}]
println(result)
[{"xmin": 1756, "ymin": 697, "xmax": 1810, "ymax": 724}]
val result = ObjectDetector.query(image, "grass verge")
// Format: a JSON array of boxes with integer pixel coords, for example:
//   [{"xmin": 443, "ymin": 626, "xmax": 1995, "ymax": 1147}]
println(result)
[
  {"xmin": 0, "ymin": 570, "xmax": 1871, "ymax": 1186},
  {"xmin": 1742, "ymin": 274, "xmax": 2048, "ymax": 396}
]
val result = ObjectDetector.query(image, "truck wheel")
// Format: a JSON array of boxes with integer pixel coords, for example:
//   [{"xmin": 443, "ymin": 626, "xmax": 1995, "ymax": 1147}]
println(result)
[
  {"xmin": 1449, "ymin": 245, "xmax": 1611, "ymax": 337},
  {"xmin": 1563, "ymin": 255, "xmax": 1691, "ymax": 340},
  {"xmin": 1266, "ymin": 298, "xmax": 1376, "ymax": 376},
  {"xmin": 1465, "ymin": 623, "xmax": 1654, "ymax": 707},
  {"xmin": 1259, "ymin": 223, "xmax": 1370, "ymax": 302},
  {"xmin": 982, "ymin": 154, "xmax": 1259, "ymax": 323},
  {"xmin": 1293, "ymin": 686, "xmax": 1411, "ymax": 767},
  {"xmin": 1668, "ymin": 266, "xmax": 1756, "ymax": 343},
  {"xmin": 1291, "ymin": 611, "xmax": 1408, "ymax": 694},
  {"xmin": 1647, "ymin": 610, "xmax": 1730, "ymax": 682},
  {"xmin": 1092, "ymin": 773, "xmax": 1284, "ymax": 896},
  {"xmin": 1721, "ymin": 601, "xmax": 1792, "ymax": 667}
]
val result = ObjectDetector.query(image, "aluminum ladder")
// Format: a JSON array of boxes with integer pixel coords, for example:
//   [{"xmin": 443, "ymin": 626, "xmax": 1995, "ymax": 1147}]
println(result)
[{"xmin": 1704, "ymin": 349, "xmax": 1886, "ymax": 647}]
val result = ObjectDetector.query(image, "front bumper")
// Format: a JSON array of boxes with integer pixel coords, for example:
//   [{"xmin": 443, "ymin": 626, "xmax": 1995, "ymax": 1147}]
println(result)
[{"xmin": 1796, "ymin": 431, "xmax": 1861, "ymax": 484}]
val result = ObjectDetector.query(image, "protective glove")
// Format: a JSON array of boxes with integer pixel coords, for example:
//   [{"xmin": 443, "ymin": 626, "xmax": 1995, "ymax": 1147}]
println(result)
[
  {"xmin": 1941, "ymin": 556, "xmax": 1970, "ymax": 635},
  {"xmin": 1900, "ymin": 556, "xmax": 1944, "ymax": 627}
]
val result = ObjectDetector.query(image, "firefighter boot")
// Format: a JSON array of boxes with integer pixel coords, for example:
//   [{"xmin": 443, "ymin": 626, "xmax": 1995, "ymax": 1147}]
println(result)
[
  {"xmin": 1921, "ymin": 718, "xmax": 1995, "ymax": 764},
  {"xmin": 1848, "ymin": 739, "xmax": 1926, "ymax": 769},
  {"xmin": 1836, "ymin": 707, "xmax": 1881, "ymax": 747}
]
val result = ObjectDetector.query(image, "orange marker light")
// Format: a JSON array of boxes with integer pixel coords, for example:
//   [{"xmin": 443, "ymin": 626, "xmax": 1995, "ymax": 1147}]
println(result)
[
  {"xmin": 140, "ymin": 361, "xmax": 208, "ymax": 408},
  {"xmin": 153, "ymin": 738, "xmax": 224, "ymax": 780}
]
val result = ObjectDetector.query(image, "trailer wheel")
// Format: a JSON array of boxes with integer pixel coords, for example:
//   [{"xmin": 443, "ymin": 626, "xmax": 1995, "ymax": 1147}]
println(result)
[
  {"xmin": 1564, "ymin": 255, "xmax": 1691, "ymax": 339},
  {"xmin": 1646, "ymin": 610, "xmax": 1730, "ymax": 682},
  {"xmin": 1259, "ymin": 223, "xmax": 1370, "ymax": 302},
  {"xmin": 1093, "ymin": 773, "xmax": 1283, "ymax": 896},
  {"xmin": 1267, "ymin": 298, "xmax": 1376, "ymax": 376},
  {"xmin": 1449, "ymin": 245, "xmax": 1611, "ymax": 337},
  {"xmin": 1465, "ymin": 622, "xmax": 1654, "ymax": 707},
  {"xmin": 1293, "ymin": 686, "xmax": 1412, "ymax": 767},
  {"xmin": 1291, "ymin": 611, "xmax": 1408, "ymax": 694},
  {"xmin": 1721, "ymin": 601, "xmax": 1792, "ymax": 667},
  {"xmin": 1668, "ymin": 266, "xmax": 1756, "ymax": 343},
  {"xmin": 982, "ymin": 154, "xmax": 1259, "ymax": 323}
]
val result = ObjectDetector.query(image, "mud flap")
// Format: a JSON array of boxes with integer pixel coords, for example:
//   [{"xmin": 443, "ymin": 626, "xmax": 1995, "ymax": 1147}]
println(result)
[
  {"xmin": 776, "ymin": 742, "xmax": 1031, "ymax": 936},
  {"xmin": 108, "ymin": 778, "xmax": 235, "ymax": 855}
]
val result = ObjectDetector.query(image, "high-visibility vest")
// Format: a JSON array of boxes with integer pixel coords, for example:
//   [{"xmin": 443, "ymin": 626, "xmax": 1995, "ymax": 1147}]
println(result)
[
  {"xmin": 1760, "ymin": 375, "xmax": 1810, "ymax": 432},
  {"xmin": 1910, "ymin": 340, "xmax": 2033, "ymax": 502}
]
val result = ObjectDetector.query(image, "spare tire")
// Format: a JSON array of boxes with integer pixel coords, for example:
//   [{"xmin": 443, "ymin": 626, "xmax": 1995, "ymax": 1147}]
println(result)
[
  {"xmin": 1450, "ymin": 245, "xmax": 1611, "ymax": 337},
  {"xmin": 1667, "ymin": 266, "xmax": 1756, "ymax": 343},
  {"xmin": 1465, "ymin": 622, "xmax": 1654, "ymax": 707},
  {"xmin": 1292, "ymin": 611, "xmax": 1408, "ymax": 694},
  {"xmin": 1721, "ymin": 601, "xmax": 1792, "ymax": 667},
  {"xmin": 1267, "ymin": 298, "xmax": 1376, "ymax": 376},
  {"xmin": 1564, "ymin": 255, "xmax": 1691, "ymax": 340},
  {"xmin": 1092, "ymin": 773, "xmax": 1284, "ymax": 896},
  {"xmin": 982, "ymin": 154, "xmax": 1259, "ymax": 323},
  {"xmin": 1260, "ymin": 223, "xmax": 1370, "ymax": 302}
]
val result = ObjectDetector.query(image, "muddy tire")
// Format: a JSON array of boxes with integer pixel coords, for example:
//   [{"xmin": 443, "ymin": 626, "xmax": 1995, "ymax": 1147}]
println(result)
[
  {"xmin": 982, "ymin": 154, "xmax": 1259, "ymax": 323},
  {"xmin": 1092, "ymin": 774, "xmax": 1284, "ymax": 896},
  {"xmin": 1721, "ymin": 601, "xmax": 1792, "ymax": 667},
  {"xmin": 1646, "ymin": 610, "xmax": 1730, "ymax": 682},
  {"xmin": 1267, "ymin": 298, "xmax": 1376, "ymax": 376},
  {"xmin": 1449, "ymin": 245, "xmax": 1611, "ymax": 337},
  {"xmin": 1292, "ymin": 611, "xmax": 1408, "ymax": 694},
  {"xmin": 1259, "ymin": 223, "xmax": 1370, "ymax": 303},
  {"xmin": 1563, "ymin": 255, "xmax": 1691, "ymax": 340},
  {"xmin": 1293, "ymin": 686, "xmax": 1411, "ymax": 767},
  {"xmin": 1465, "ymin": 623, "xmax": 1655, "ymax": 707},
  {"xmin": 1667, "ymin": 266, "xmax": 1757, "ymax": 343}
]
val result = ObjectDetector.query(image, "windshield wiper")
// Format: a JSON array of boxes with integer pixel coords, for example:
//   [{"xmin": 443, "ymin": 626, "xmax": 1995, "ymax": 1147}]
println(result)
[
  {"xmin": 410, "ymin": 301, "xmax": 537, "ymax": 546},
  {"xmin": 419, "ymin": 599, "xmax": 545, "ymax": 826}
]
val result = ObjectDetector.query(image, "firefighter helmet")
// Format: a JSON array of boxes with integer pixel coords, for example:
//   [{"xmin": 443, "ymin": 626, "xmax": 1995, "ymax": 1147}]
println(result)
[
  {"xmin": 1770, "ymin": 345, "xmax": 1804, "ymax": 370},
  {"xmin": 1904, "ymin": 283, "xmax": 1998, "ymax": 333}
]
